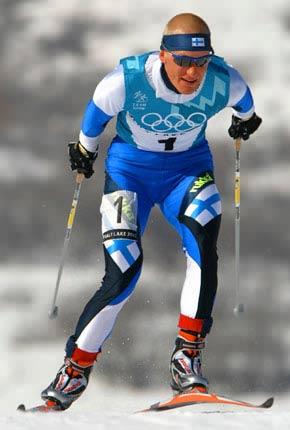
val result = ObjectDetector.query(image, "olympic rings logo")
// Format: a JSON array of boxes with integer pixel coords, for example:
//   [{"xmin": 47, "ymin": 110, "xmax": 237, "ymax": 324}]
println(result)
[{"xmin": 141, "ymin": 112, "xmax": 207, "ymax": 132}]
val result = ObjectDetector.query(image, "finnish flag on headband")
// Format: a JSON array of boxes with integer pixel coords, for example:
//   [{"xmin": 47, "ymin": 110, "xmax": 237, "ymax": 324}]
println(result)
[{"xmin": 192, "ymin": 37, "xmax": 205, "ymax": 47}]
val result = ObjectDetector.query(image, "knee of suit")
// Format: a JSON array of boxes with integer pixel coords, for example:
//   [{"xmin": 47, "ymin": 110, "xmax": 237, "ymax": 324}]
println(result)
[
  {"xmin": 103, "ymin": 236, "xmax": 143, "ymax": 274},
  {"xmin": 97, "ymin": 240, "xmax": 143, "ymax": 307},
  {"xmin": 179, "ymin": 173, "xmax": 222, "ymax": 251},
  {"xmin": 179, "ymin": 173, "xmax": 221, "ymax": 223}
]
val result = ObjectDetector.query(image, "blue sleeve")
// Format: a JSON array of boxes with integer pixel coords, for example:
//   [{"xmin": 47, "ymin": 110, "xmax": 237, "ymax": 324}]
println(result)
[
  {"xmin": 232, "ymin": 86, "xmax": 254, "ymax": 114},
  {"xmin": 81, "ymin": 99, "xmax": 113, "ymax": 138}
]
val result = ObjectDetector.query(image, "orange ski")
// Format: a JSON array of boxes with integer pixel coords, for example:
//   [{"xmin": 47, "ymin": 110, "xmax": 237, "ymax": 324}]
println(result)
[
  {"xmin": 139, "ymin": 389, "xmax": 274, "ymax": 412},
  {"xmin": 17, "ymin": 400, "xmax": 64, "ymax": 413}
]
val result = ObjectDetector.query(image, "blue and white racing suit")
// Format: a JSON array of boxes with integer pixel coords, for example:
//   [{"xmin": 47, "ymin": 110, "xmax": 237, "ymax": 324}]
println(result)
[{"xmin": 66, "ymin": 52, "xmax": 254, "ymax": 355}]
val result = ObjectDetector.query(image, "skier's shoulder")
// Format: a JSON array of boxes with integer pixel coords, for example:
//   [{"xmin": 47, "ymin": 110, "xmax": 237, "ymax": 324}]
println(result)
[
  {"xmin": 209, "ymin": 54, "xmax": 232, "ymax": 75},
  {"xmin": 92, "ymin": 64, "xmax": 125, "ymax": 115},
  {"xmin": 120, "ymin": 51, "xmax": 159, "ymax": 73},
  {"xmin": 97, "ymin": 63, "xmax": 125, "ymax": 89},
  {"xmin": 210, "ymin": 55, "xmax": 251, "ymax": 96},
  {"xmin": 216, "ymin": 56, "xmax": 248, "ymax": 87}
]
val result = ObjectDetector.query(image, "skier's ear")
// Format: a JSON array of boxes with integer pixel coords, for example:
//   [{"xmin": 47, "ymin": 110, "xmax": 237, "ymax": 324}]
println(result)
[{"xmin": 159, "ymin": 50, "xmax": 165, "ymax": 63}]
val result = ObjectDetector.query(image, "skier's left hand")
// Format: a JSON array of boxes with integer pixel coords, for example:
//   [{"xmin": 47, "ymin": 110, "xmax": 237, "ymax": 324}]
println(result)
[
  {"xmin": 228, "ymin": 113, "xmax": 262, "ymax": 141},
  {"xmin": 68, "ymin": 142, "xmax": 98, "ymax": 178}
]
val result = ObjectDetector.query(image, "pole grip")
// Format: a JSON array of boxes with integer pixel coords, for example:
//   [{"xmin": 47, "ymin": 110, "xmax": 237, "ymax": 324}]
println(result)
[
  {"xmin": 67, "ymin": 173, "xmax": 85, "ymax": 230},
  {"xmin": 76, "ymin": 172, "xmax": 85, "ymax": 184},
  {"xmin": 235, "ymin": 137, "xmax": 241, "ymax": 152}
]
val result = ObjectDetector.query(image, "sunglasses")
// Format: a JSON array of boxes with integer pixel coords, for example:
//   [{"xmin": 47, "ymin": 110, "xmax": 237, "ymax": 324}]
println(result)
[{"xmin": 169, "ymin": 52, "xmax": 212, "ymax": 68}]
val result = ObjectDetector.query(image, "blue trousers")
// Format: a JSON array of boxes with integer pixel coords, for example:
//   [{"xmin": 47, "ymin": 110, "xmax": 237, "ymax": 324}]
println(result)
[{"xmin": 66, "ymin": 140, "xmax": 221, "ymax": 354}]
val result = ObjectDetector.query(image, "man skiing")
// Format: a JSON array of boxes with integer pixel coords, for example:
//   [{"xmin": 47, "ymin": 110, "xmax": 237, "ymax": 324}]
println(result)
[{"xmin": 41, "ymin": 13, "xmax": 262, "ymax": 410}]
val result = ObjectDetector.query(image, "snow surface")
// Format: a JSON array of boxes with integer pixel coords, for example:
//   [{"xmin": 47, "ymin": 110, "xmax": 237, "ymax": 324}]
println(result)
[
  {"xmin": 1, "ymin": 264, "xmax": 290, "ymax": 429},
  {"xmin": 1, "ymin": 341, "xmax": 290, "ymax": 430},
  {"xmin": 2, "ymin": 385, "xmax": 290, "ymax": 430}
]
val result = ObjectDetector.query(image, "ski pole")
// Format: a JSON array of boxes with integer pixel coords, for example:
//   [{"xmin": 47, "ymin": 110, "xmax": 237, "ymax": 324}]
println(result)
[
  {"xmin": 233, "ymin": 137, "xmax": 244, "ymax": 316},
  {"xmin": 48, "ymin": 172, "xmax": 85, "ymax": 319}
]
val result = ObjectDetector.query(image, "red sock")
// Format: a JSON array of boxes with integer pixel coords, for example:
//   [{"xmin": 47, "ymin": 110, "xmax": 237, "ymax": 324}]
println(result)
[{"xmin": 71, "ymin": 347, "xmax": 99, "ymax": 367}]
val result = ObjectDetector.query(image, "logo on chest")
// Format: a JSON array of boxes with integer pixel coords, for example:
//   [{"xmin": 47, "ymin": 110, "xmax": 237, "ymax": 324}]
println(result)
[
  {"xmin": 140, "ymin": 111, "xmax": 207, "ymax": 132},
  {"xmin": 133, "ymin": 91, "xmax": 148, "ymax": 110}
]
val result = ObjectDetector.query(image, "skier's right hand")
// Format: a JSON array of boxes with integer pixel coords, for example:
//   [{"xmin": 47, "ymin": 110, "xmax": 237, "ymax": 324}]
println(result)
[
  {"xmin": 68, "ymin": 142, "xmax": 98, "ymax": 178},
  {"xmin": 228, "ymin": 113, "xmax": 262, "ymax": 141}
]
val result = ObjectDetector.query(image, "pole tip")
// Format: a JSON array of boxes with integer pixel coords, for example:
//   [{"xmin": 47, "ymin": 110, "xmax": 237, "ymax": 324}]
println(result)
[
  {"xmin": 233, "ymin": 303, "xmax": 245, "ymax": 316},
  {"xmin": 48, "ymin": 306, "xmax": 58, "ymax": 320}
]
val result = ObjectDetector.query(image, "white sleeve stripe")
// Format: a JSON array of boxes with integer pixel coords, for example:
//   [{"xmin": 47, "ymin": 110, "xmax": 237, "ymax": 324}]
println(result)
[
  {"xmin": 79, "ymin": 130, "xmax": 99, "ymax": 153},
  {"xmin": 233, "ymin": 106, "xmax": 255, "ymax": 120}
]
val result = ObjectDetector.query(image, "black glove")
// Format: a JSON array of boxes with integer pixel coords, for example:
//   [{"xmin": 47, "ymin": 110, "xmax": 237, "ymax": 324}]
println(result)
[
  {"xmin": 228, "ymin": 113, "xmax": 262, "ymax": 140},
  {"xmin": 68, "ymin": 142, "xmax": 98, "ymax": 178}
]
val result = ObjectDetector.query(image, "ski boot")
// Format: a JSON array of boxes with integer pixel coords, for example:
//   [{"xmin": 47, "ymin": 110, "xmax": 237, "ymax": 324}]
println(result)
[
  {"xmin": 41, "ymin": 347, "xmax": 98, "ymax": 410},
  {"xmin": 170, "ymin": 334, "xmax": 209, "ymax": 393}
]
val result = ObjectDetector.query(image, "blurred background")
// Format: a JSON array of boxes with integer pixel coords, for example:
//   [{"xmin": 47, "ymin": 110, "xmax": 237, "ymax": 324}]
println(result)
[{"xmin": 1, "ymin": 0, "xmax": 290, "ymax": 405}]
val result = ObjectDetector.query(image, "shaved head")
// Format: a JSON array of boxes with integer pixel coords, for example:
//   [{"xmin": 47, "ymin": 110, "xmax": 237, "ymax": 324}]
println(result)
[
  {"xmin": 163, "ymin": 13, "xmax": 210, "ymax": 36},
  {"xmin": 159, "ymin": 13, "xmax": 212, "ymax": 94}
]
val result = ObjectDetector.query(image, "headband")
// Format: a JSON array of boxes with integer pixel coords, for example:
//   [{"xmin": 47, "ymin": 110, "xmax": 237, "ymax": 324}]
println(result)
[{"xmin": 161, "ymin": 33, "xmax": 213, "ymax": 52}]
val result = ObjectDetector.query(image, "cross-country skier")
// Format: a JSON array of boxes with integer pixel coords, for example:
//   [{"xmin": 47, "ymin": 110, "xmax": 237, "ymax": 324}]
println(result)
[{"xmin": 41, "ymin": 13, "xmax": 262, "ymax": 410}]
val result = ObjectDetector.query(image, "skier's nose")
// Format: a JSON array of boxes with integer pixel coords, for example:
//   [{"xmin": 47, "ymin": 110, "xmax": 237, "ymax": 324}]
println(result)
[{"xmin": 186, "ymin": 65, "xmax": 198, "ymax": 77}]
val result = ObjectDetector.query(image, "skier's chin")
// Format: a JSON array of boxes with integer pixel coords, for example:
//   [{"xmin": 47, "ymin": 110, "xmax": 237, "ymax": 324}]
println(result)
[{"xmin": 179, "ymin": 78, "xmax": 200, "ymax": 94}]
